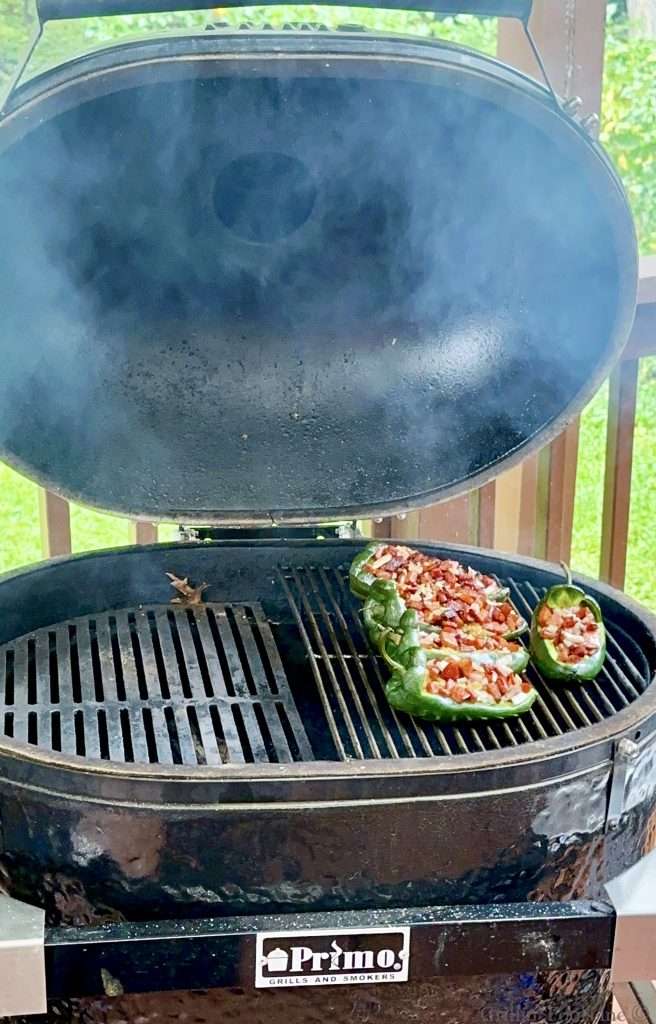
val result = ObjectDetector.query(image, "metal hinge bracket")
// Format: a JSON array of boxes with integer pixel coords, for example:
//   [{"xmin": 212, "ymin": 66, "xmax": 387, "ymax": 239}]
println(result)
[{"xmin": 606, "ymin": 737, "xmax": 641, "ymax": 833}]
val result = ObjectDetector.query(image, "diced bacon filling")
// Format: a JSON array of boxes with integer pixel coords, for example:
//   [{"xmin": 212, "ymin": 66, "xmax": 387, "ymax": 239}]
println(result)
[
  {"xmin": 425, "ymin": 657, "xmax": 533, "ymax": 705},
  {"xmin": 365, "ymin": 544, "xmax": 523, "ymax": 634},
  {"xmin": 537, "ymin": 603, "xmax": 601, "ymax": 665},
  {"xmin": 420, "ymin": 628, "xmax": 521, "ymax": 656}
]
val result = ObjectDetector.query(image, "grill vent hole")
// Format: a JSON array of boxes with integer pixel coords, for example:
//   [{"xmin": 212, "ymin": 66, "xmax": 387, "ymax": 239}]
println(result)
[
  {"xmin": 185, "ymin": 610, "xmax": 214, "ymax": 698},
  {"xmin": 276, "ymin": 703, "xmax": 300, "ymax": 760},
  {"xmin": 147, "ymin": 611, "xmax": 170, "ymax": 699},
  {"xmin": 109, "ymin": 617, "xmax": 127, "ymax": 702},
  {"xmin": 253, "ymin": 703, "xmax": 277, "ymax": 762},
  {"xmin": 206, "ymin": 609, "xmax": 236, "ymax": 697},
  {"xmin": 4, "ymin": 650, "xmax": 14, "ymax": 706},
  {"xmin": 27, "ymin": 638, "xmax": 37, "ymax": 705},
  {"xmin": 187, "ymin": 706, "xmax": 206, "ymax": 765},
  {"xmin": 225, "ymin": 608, "xmax": 258, "ymax": 696},
  {"xmin": 119, "ymin": 707, "xmax": 134, "ymax": 761},
  {"xmin": 231, "ymin": 705, "xmax": 254, "ymax": 762},
  {"xmin": 27, "ymin": 711, "xmax": 37, "ymax": 745},
  {"xmin": 250, "ymin": 615, "xmax": 280, "ymax": 695},
  {"xmin": 74, "ymin": 709, "xmax": 85, "ymax": 756},
  {"xmin": 166, "ymin": 612, "xmax": 192, "ymax": 699},
  {"xmin": 163, "ymin": 706, "xmax": 183, "ymax": 764},
  {"xmin": 209, "ymin": 705, "xmax": 227, "ymax": 761},
  {"xmin": 128, "ymin": 614, "xmax": 149, "ymax": 701},
  {"xmin": 51, "ymin": 712, "xmax": 61, "ymax": 752},
  {"xmin": 97, "ymin": 710, "xmax": 110, "ymax": 759},
  {"xmin": 88, "ymin": 620, "xmax": 105, "ymax": 702},
  {"xmin": 142, "ymin": 708, "xmax": 159, "ymax": 763},
  {"xmin": 3, "ymin": 711, "xmax": 13, "ymax": 737},
  {"xmin": 68, "ymin": 625, "xmax": 82, "ymax": 704},
  {"xmin": 48, "ymin": 632, "xmax": 59, "ymax": 704}
]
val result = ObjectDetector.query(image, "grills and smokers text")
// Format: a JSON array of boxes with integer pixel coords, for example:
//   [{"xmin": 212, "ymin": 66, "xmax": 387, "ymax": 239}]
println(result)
[{"xmin": 255, "ymin": 927, "xmax": 411, "ymax": 988}]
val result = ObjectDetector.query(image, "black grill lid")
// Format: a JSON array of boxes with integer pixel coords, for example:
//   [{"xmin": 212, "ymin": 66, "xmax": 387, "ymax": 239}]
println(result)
[{"xmin": 0, "ymin": 32, "xmax": 637, "ymax": 524}]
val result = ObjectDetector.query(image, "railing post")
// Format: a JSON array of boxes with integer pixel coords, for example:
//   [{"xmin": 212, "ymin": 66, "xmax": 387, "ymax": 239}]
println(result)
[
  {"xmin": 130, "ymin": 522, "xmax": 158, "ymax": 545},
  {"xmin": 600, "ymin": 360, "xmax": 640, "ymax": 590},
  {"xmin": 38, "ymin": 489, "xmax": 72, "ymax": 558}
]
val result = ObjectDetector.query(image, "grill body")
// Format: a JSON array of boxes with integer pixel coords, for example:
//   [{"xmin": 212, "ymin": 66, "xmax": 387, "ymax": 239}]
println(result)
[
  {"xmin": 1, "ymin": 541, "xmax": 654, "ymax": 1024},
  {"xmin": 0, "ymin": 541, "xmax": 655, "ymax": 939}
]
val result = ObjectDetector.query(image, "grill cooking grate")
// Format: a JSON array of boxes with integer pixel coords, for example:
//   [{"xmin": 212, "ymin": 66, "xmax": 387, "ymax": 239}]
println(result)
[
  {"xmin": 280, "ymin": 566, "xmax": 650, "ymax": 760},
  {"xmin": 0, "ymin": 603, "xmax": 312, "ymax": 765},
  {"xmin": 0, "ymin": 567, "xmax": 651, "ymax": 765}
]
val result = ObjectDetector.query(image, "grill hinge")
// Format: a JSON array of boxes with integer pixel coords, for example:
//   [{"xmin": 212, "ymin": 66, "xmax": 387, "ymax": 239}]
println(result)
[
  {"xmin": 606, "ymin": 737, "xmax": 641, "ymax": 833},
  {"xmin": 0, "ymin": 895, "xmax": 47, "ymax": 1017}
]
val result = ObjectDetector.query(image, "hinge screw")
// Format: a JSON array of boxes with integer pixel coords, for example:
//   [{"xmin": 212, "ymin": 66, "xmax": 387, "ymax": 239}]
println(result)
[
  {"xmin": 581, "ymin": 113, "xmax": 600, "ymax": 137},
  {"xmin": 617, "ymin": 738, "xmax": 640, "ymax": 761}
]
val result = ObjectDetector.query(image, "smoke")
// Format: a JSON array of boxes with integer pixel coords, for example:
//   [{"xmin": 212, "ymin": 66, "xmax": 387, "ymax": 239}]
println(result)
[{"xmin": 0, "ymin": 38, "xmax": 630, "ymax": 522}]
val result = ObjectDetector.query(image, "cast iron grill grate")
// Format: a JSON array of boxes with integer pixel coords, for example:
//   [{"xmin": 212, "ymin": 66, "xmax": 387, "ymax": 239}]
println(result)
[
  {"xmin": 0, "ymin": 566, "xmax": 650, "ymax": 765},
  {"xmin": 0, "ymin": 603, "xmax": 313, "ymax": 765}
]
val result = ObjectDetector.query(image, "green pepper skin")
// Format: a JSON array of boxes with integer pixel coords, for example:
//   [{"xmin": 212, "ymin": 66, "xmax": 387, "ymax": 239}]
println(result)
[
  {"xmin": 529, "ymin": 566, "xmax": 606, "ymax": 681},
  {"xmin": 349, "ymin": 543, "xmax": 382, "ymax": 599},
  {"xmin": 382, "ymin": 610, "xmax": 537, "ymax": 722},
  {"xmin": 362, "ymin": 579, "xmax": 406, "ymax": 649}
]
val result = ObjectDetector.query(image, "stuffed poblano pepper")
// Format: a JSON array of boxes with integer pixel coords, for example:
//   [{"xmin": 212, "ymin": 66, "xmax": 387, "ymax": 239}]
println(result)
[
  {"xmin": 368, "ymin": 587, "xmax": 530, "ymax": 672},
  {"xmin": 360, "ymin": 566, "xmax": 526, "ymax": 655},
  {"xmin": 351, "ymin": 543, "xmax": 526, "ymax": 638},
  {"xmin": 351, "ymin": 542, "xmax": 508, "ymax": 602},
  {"xmin": 530, "ymin": 565, "xmax": 606, "ymax": 681},
  {"xmin": 382, "ymin": 610, "xmax": 537, "ymax": 722}
]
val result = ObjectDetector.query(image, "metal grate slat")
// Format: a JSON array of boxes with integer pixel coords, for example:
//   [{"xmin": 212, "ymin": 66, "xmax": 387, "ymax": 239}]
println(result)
[
  {"xmin": 189, "ymin": 609, "xmax": 244, "ymax": 764},
  {"xmin": 54, "ymin": 625, "xmax": 78, "ymax": 755},
  {"xmin": 10, "ymin": 638, "xmax": 29, "ymax": 745},
  {"xmin": 209, "ymin": 607, "xmax": 269, "ymax": 763}
]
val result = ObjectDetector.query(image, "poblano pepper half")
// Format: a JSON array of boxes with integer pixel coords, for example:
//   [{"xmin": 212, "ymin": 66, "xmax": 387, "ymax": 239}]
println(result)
[
  {"xmin": 381, "ymin": 610, "xmax": 537, "ymax": 722},
  {"xmin": 349, "ymin": 542, "xmax": 509, "ymax": 603},
  {"xmin": 361, "ymin": 575, "xmax": 526, "ymax": 655},
  {"xmin": 529, "ymin": 564, "xmax": 606, "ymax": 682}
]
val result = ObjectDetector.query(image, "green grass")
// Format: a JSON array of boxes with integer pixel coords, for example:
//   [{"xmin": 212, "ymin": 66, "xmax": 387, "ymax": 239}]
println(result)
[{"xmin": 0, "ymin": 464, "xmax": 179, "ymax": 573}]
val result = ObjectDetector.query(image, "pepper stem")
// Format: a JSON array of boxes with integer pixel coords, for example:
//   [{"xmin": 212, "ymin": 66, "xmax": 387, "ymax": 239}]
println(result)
[{"xmin": 559, "ymin": 561, "xmax": 573, "ymax": 586}]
